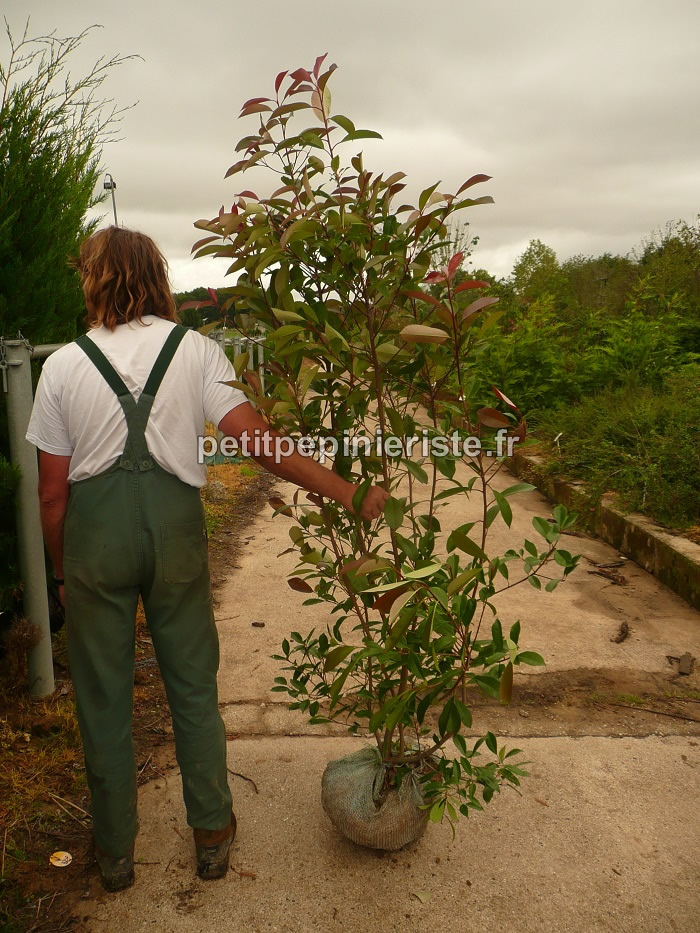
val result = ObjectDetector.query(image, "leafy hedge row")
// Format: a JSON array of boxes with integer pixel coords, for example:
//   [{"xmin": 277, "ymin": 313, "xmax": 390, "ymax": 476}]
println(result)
[{"xmin": 461, "ymin": 220, "xmax": 700, "ymax": 529}]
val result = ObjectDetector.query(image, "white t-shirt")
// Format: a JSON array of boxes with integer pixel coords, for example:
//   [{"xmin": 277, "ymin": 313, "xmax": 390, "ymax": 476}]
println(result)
[{"xmin": 26, "ymin": 316, "xmax": 248, "ymax": 487}]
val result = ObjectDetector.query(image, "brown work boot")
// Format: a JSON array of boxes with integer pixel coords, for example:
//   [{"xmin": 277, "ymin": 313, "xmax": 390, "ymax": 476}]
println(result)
[
  {"xmin": 93, "ymin": 840, "xmax": 135, "ymax": 893},
  {"xmin": 193, "ymin": 811, "xmax": 237, "ymax": 880}
]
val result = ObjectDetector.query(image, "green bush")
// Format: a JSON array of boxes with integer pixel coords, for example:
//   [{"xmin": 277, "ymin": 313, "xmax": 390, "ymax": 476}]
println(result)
[
  {"xmin": 537, "ymin": 365, "xmax": 700, "ymax": 529},
  {"xmin": 0, "ymin": 23, "xmax": 129, "ymax": 631}
]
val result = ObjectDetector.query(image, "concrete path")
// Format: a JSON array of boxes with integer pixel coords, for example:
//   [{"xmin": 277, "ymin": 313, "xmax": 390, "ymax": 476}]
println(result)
[{"xmin": 78, "ymin": 466, "xmax": 700, "ymax": 932}]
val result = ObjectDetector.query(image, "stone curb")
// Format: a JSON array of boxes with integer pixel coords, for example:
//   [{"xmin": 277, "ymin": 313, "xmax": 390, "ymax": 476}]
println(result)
[{"xmin": 507, "ymin": 450, "xmax": 700, "ymax": 611}]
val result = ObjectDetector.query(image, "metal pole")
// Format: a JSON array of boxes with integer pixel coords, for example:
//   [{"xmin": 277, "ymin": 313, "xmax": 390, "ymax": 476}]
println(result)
[
  {"xmin": 257, "ymin": 340, "xmax": 265, "ymax": 394},
  {"xmin": 104, "ymin": 174, "xmax": 118, "ymax": 226},
  {"xmin": 31, "ymin": 344, "xmax": 65, "ymax": 360},
  {"xmin": 4, "ymin": 339, "xmax": 55, "ymax": 696},
  {"xmin": 214, "ymin": 329, "xmax": 226, "ymax": 454}
]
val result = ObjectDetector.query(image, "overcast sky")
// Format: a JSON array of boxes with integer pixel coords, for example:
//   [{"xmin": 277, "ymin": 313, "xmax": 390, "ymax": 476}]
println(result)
[{"xmin": 5, "ymin": 0, "xmax": 699, "ymax": 291}]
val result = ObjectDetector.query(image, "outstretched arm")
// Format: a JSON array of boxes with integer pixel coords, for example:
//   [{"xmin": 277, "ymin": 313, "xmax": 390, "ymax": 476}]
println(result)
[{"xmin": 218, "ymin": 402, "xmax": 388, "ymax": 520}]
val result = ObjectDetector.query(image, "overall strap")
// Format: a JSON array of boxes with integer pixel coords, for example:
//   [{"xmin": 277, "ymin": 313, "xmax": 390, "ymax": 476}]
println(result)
[
  {"xmin": 75, "ymin": 334, "xmax": 131, "ymax": 398},
  {"xmin": 142, "ymin": 324, "xmax": 188, "ymax": 397},
  {"xmin": 75, "ymin": 324, "xmax": 188, "ymax": 472}
]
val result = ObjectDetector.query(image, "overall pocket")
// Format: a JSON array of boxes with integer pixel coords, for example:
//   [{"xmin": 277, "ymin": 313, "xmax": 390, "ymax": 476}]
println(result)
[{"xmin": 161, "ymin": 520, "xmax": 208, "ymax": 584}]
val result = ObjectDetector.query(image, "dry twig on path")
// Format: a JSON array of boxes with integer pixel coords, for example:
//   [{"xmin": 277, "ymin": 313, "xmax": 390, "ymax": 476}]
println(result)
[{"xmin": 227, "ymin": 768, "xmax": 259, "ymax": 794}]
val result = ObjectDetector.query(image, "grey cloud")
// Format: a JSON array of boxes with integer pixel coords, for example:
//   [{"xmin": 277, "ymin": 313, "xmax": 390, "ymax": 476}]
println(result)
[{"xmin": 4, "ymin": 0, "xmax": 699, "ymax": 288}]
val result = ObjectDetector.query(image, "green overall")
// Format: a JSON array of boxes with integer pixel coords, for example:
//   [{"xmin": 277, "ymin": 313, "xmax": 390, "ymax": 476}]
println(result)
[{"xmin": 63, "ymin": 325, "xmax": 232, "ymax": 857}]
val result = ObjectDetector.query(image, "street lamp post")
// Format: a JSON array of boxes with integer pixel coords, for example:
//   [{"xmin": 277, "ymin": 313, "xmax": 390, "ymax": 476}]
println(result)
[{"xmin": 104, "ymin": 173, "xmax": 118, "ymax": 226}]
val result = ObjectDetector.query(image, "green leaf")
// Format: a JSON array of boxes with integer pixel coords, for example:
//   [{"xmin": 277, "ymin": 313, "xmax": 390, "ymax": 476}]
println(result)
[
  {"xmin": 532, "ymin": 516, "xmax": 553, "ymax": 539},
  {"xmin": 446, "ymin": 523, "xmax": 475, "ymax": 552},
  {"xmin": 233, "ymin": 351, "xmax": 250, "ymax": 376},
  {"xmin": 323, "ymin": 645, "xmax": 355, "ymax": 673},
  {"xmin": 501, "ymin": 482, "xmax": 536, "ymax": 497},
  {"xmin": 404, "ymin": 459, "xmax": 429, "ymax": 484},
  {"xmin": 499, "ymin": 661, "xmax": 513, "ymax": 705},
  {"xmin": 351, "ymin": 478, "xmax": 371, "ymax": 516},
  {"xmin": 342, "ymin": 129, "xmax": 383, "ymax": 141},
  {"xmin": 438, "ymin": 697, "xmax": 460, "ymax": 736},
  {"xmin": 516, "ymin": 651, "xmax": 545, "ymax": 666},
  {"xmin": 492, "ymin": 489, "xmax": 513, "ymax": 527},
  {"xmin": 419, "ymin": 602, "xmax": 438, "ymax": 650},
  {"xmin": 419, "ymin": 182, "xmax": 440, "ymax": 211},
  {"xmin": 429, "ymin": 800, "xmax": 445, "ymax": 823},
  {"xmin": 484, "ymin": 731, "xmax": 498, "ymax": 754},
  {"xmin": 365, "ymin": 579, "xmax": 411, "ymax": 594},
  {"xmin": 332, "ymin": 114, "xmax": 356, "ymax": 134},
  {"xmin": 446, "ymin": 566, "xmax": 480, "ymax": 597},
  {"xmin": 449, "ymin": 530, "xmax": 487, "ymax": 561},
  {"xmin": 329, "ymin": 657, "xmax": 359, "ymax": 707},
  {"xmin": 434, "ymin": 485, "xmax": 466, "ymax": 501},
  {"xmin": 394, "ymin": 533, "xmax": 419, "ymax": 561},
  {"xmin": 388, "ymin": 589, "xmax": 414, "ymax": 625},
  {"xmin": 384, "ymin": 496, "xmax": 405, "ymax": 529},
  {"xmin": 454, "ymin": 699, "xmax": 473, "ymax": 729},
  {"xmin": 273, "ymin": 309, "xmax": 305, "ymax": 323},
  {"xmin": 403, "ymin": 562, "xmax": 442, "ymax": 580},
  {"xmin": 386, "ymin": 610, "xmax": 415, "ymax": 649},
  {"xmin": 386, "ymin": 408, "xmax": 405, "ymax": 436},
  {"xmin": 289, "ymin": 526, "xmax": 304, "ymax": 546}
]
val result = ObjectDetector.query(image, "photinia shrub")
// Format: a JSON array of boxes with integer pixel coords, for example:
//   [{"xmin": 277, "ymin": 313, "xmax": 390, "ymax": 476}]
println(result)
[{"xmin": 194, "ymin": 56, "xmax": 579, "ymax": 827}]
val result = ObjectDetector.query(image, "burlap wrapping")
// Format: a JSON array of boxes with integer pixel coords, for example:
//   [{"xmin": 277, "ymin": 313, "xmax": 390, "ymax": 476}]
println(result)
[{"xmin": 321, "ymin": 746, "xmax": 428, "ymax": 850}]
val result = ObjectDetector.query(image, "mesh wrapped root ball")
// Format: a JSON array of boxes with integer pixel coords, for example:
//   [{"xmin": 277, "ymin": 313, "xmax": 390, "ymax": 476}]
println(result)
[{"xmin": 321, "ymin": 746, "xmax": 429, "ymax": 850}]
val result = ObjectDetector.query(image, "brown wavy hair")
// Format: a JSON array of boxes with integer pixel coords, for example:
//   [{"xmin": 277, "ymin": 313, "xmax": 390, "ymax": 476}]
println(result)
[{"xmin": 72, "ymin": 226, "xmax": 176, "ymax": 329}]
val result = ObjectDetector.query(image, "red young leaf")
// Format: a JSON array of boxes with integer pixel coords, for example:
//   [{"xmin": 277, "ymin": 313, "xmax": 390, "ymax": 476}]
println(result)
[
  {"xmin": 275, "ymin": 71, "xmax": 288, "ymax": 93},
  {"xmin": 313, "ymin": 53, "xmax": 328, "ymax": 77},
  {"xmin": 306, "ymin": 492, "xmax": 323, "ymax": 506},
  {"xmin": 405, "ymin": 290, "xmax": 444, "ymax": 308},
  {"xmin": 424, "ymin": 271, "xmax": 447, "ymax": 283},
  {"xmin": 241, "ymin": 97, "xmax": 272, "ymax": 110},
  {"xmin": 414, "ymin": 215, "xmax": 432, "ymax": 238},
  {"xmin": 372, "ymin": 585, "xmax": 409, "ymax": 616},
  {"xmin": 237, "ymin": 190, "xmax": 258, "ymax": 199},
  {"xmin": 477, "ymin": 407, "xmax": 510, "ymax": 428},
  {"xmin": 447, "ymin": 252, "xmax": 464, "ymax": 278},
  {"xmin": 268, "ymin": 496, "xmax": 294, "ymax": 517},
  {"xmin": 456, "ymin": 173, "xmax": 492, "ymax": 195},
  {"xmin": 240, "ymin": 103, "xmax": 273, "ymax": 116},
  {"xmin": 454, "ymin": 280, "xmax": 490, "ymax": 293},
  {"xmin": 510, "ymin": 418, "xmax": 527, "ymax": 441},
  {"xmin": 244, "ymin": 369, "xmax": 262, "ymax": 394},
  {"xmin": 290, "ymin": 68, "xmax": 313, "ymax": 82},
  {"xmin": 178, "ymin": 300, "xmax": 214, "ymax": 311},
  {"xmin": 462, "ymin": 295, "xmax": 499, "ymax": 320},
  {"xmin": 340, "ymin": 556, "xmax": 370, "ymax": 577},
  {"xmin": 207, "ymin": 288, "xmax": 218, "ymax": 305},
  {"xmin": 492, "ymin": 385, "xmax": 520, "ymax": 411},
  {"xmin": 288, "ymin": 577, "xmax": 314, "ymax": 593},
  {"xmin": 191, "ymin": 236, "xmax": 219, "ymax": 254}
]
